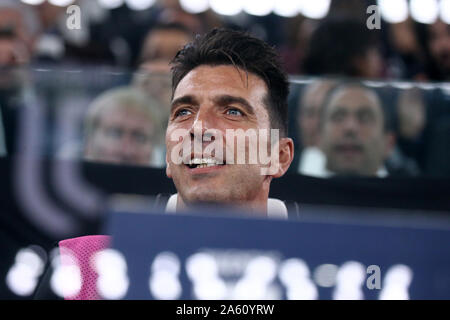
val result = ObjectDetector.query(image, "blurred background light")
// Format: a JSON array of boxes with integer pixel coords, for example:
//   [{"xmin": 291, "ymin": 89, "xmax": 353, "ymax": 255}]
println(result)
[
  {"xmin": 285, "ymin": 282, "xmax": 318, "ymax": 300},
  {"xmin": 232, "ymin": 277, "xmax": 268, "ymax": 299},
  {"xmin": 50, "ymin": 250, "xmax": 82, "ymax": 299},
  {"xmin": 97, "ymin": 0, "xmax": 125, "ymax": 9},
  {"xmin": 279, "ymin": 258, "xmax": 318, "ymax": 300},
  {"xmin": 391, "ymin": 81, "xmax": 415, "ymax": 89},
  {"xmin": 125, "ymin": 0, "xmax": 156, "ymax": 11},
  {"xmin": 186, "ymin": 252, "xmax": 219, "ymax": 281},
  {"xmin": 332, "ymin": 261, "xmax": 366, "ymax": 300},
  {"xmin": 244, "ymin": 256, "xmax": 277, "ymax": 284},
  {"xmin": 179, "ymin": 0, "xmax": 209, "ymax": 14},
  {"xmin": 209, "ymin": 0, "xmax": 243, "ymax": 16},
  {"xmin": 279, "ymin": 258, "xmax": 310, "ymax": 284},
  {"xmin": 273, "ymin": 0, "xmax": 301, "ymax": 17},
  {"xmin": 149, "ymin": 252, "xmax": 181, "ymax": 300},
  {"xmin": 409, "ymin": 0, "xmax": 439, "ymax": 24},
  {"xmin": 151, "ymin": 251, "xmax": 180, "ymax": 275},
  {"xmin": 363, "ymin": 80, "xmax": 388, "ymax": 88},
  {"xmin": 377, "ymin": 0, "xmax": 409, "ymax": 23},
  {"xmin": 440, "ymin": 0, "xmax": 450, "ymax": 24},
  {"xmin": 93, "ymin": 249, "xmax": 128, "ymax": 273},
  {"xmin": 48, "ymin": 0, "xmax": 76, "ymax": 6},
  {"xmin": 6, "ymin": 247, "xmax": 45, "ymax": 296},
  {"xmin": 149, "ymin": 270, "xmax": 182, "ymax": 299},
  {"xmin": 300, "ymin": 0, "xmax": 331, "ymax": 19},
  {"xmin": 193, "ymin": 277, "xmax": 227, "ymax": 299},
  {"xmin": 243, "ymin": 0, "xmax": 274, "ymax": 17},
  {"xmin": 186, "ymin": 252, "xmax": 228, "ymax": 299},
  {"xmin": 230, "ymin": 255, "xmax": 278, "ymax": 300},
  {"xmin": 379, "ymin": 264, "xmax": 413, "ymax": 300},
  {"xmin": 20, "ymin": 0, "xmax": 45, "ymax": 5},
  {"xmin": 313, "ymin": 263, "xmax": 338, "ymax": 287},
  {"xmin": 410, "ymin": 0, "xmax": 439, "ymax": 24},
  {"xmin": 93, "ymin": 249, "xmax": 129, "ymax": 299}
]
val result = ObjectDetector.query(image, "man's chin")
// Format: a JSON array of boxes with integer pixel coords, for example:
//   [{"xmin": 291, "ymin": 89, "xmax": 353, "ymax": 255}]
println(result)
[{"xmin": 182, "ymin": 192, "xmax": 228, "ymax": 205}]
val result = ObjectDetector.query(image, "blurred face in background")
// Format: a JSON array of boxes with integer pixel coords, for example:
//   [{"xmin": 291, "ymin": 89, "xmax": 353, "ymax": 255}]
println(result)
[
  {"xmin": 298, "ymin": 80, "xmax": 335, "ymax": 147},
  {"xmin": 319, "ymin": 85, "xmax": 391, "ymax": 176},
  {"xmin": 139, "ymin": 28, "xmax": 192, "ymax": 73},
  {"xmin": 137, "ymin": 28, "xmax": 192, "ymax": 111},
  {"xmin": 354, "ymin": 47, "xmax": 384, "ymax": 79},
  {"xmin": 84, "ymin": 104, "xmax": 155, "ymax": 166},
  {"xmin": 0, "ymin": 7, "xmax": 32, "ymax": 66},
  {"xmin": 428, "ymin": 20, "xmax": 450, "ymax": 77}
]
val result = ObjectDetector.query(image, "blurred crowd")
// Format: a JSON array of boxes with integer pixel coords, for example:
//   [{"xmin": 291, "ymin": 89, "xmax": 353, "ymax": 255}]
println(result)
[
  {"xmin": 1, "ymin": 0, "xmax": 449, "ymax": 80},
  {"xmin": 0, "ymin": 0, "xmax": 449, "ymax": 178}
]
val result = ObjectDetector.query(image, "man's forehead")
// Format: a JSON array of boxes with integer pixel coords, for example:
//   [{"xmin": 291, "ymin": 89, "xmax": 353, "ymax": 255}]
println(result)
[
  {"xmin": 328, "ymin": 86, "xmax": 381, "ymax": 112},
  {"xmin": 302, "ymin": 81, "xmax": 334, "ymax": 108},
  {"xmin": 173, "ymin": 65, "xmax": 268, "ymax": 100}
]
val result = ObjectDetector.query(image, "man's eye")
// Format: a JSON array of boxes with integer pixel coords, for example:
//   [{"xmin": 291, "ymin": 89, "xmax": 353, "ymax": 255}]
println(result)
[
  {"xmin": 175, "ymin": 108, "xmax": 192, "ymax": 117},
  {"xmin": 358, "ymin": 111, "xmax": 375, "ymax": 124},
  {"xmin": 133, "ymin": 132, "xmax": 149, "ymax": 144},
  {"xmin": 331, "ymin": 111, "xmax": 346, "ymax": 122},
  {"xmin": 226, "ymin": 108, "xmax": 243, "ymax": 116},
  {"xmin": 105, "ymin": 128, "xmax": 122, "ymax": 139}
]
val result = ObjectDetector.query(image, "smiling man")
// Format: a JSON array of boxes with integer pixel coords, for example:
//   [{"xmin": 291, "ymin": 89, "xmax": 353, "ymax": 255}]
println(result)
[
  {"xmin": 165, "ymin": 28, "xmax": 294, "ymax": 216},
  {"xmin": 34, "ymin": 30, "xmax": 296, "ymax": 300}
]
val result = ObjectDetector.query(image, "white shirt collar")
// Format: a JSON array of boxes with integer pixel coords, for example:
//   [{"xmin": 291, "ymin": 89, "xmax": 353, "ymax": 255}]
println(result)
[{"xmin": 165, "ymin": 194, "xmax": 288, "ymax": 219}]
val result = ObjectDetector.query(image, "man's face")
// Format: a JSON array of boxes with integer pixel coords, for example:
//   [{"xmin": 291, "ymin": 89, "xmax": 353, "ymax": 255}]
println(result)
[
  {"xmin": 138, "ymin": 30, "xmax": 191, "ymax": 112},
  {"xmin": 428, "ymin": 20, "xmax": 450, "ymax": 75},
  {"xmin": 140, "ymin": 29, "xmax": 191, "ymax": 71},
  {"xmin": 298, "ymin": 81, "xmax": 334, "ymax": 147},
  {"xmin": 85, "ymin": 106, "xmax": 154, "ymax": 166},
  {"xmin": 165, "ymin": 65, "xmax": 275, "ymax": 209},
  {"xmin": 319, "ymin": 86, "xmax": 388, "ymax": 176},
  {"xmin": 0, "ymin": 8, "xmax": 31, "ymax": 87}
]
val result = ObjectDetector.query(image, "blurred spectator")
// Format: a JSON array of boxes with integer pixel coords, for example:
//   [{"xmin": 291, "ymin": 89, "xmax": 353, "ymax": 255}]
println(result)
[
  {"xmin": 279, "ymin": 17, "xmax": 318, "ymax": 74},
  {"xmin": 83, "ymin": 86, "xmax": 163, "ymax": 166},
  {"xmin": 385, "ymin": 19, "xmax": 427, "ymax": 80},
  {"xmin": 318, "ymin": 82, "xmax": 395, "ymax": 177},
  {"xmin": 295, "ymin": 79, "xmax": 337, "ymax": 175},
  {"xmin": 156, "ymin": 0, "xmax": 204, "ymax": 34},
  {"xmin": 396, "ymin": 87, "xmax": 426, "ymax": 141},
  {"xmin": 424, "ymin": 19, "xmax": 450, "ymax": 81},
  {"xmin": 303, "ymin": 17, "xmax": 384, "ymax": 79},
  {"xmin": 297, "ymin": 79, "xmax": 338, "ymax": 148},
  {"xmin": 137, "ymin": 23, "xmax": 193, "ymax": 74},
  {"xmin": 0, "ymin": 1, "xmax": 38, "ymax": 67},
  {"xmin": 132, "ymin": 23, "xmax": 193, "ymax": 121}
]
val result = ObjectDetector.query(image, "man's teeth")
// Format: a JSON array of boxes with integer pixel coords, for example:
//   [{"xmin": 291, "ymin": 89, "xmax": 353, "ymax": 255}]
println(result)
[{"xmin": 188, "ymin": 158, "xmax": 222, "ymax": 168}]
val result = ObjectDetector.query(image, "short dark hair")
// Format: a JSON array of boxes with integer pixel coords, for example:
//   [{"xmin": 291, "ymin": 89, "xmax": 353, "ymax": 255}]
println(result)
[
  {"xmin": 138, "ymin": 22, "xmax": 193, "ymax": 65},
  {"xmin": 170, "ymin": 28, "xmax": 290, "ymax": 137},
  {"xmin": 304, "ymin": 17, "xmax": 380, "ymax": 77}
]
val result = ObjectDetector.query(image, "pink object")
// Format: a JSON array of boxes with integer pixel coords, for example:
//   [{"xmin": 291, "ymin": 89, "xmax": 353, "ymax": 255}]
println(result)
[{"xmin": 58, "ymin": 235, "xmax": 111, "ymax": 300}]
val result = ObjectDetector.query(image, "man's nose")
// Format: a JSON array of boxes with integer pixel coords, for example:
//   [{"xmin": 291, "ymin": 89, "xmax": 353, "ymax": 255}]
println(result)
[
  {"xmin": 120, "ymin": 134, "xmax": 139, "ymax": 157},
  {"xmin": 342, "ymin": 114, "xmax": 359, "ymax": 133},
  {"xmin": 189, "ymin": 106, "xmax": 215, "ymax": 141}
]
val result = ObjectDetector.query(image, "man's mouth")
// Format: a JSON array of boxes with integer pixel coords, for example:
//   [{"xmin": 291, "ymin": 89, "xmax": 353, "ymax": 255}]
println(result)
[
  {"xmin": 186, "ymin": 157, "xmax": 226, "ymax": 169},
  {"xmin": 335, "ymin": 144, "xmax": 363, "ymax": 156}
]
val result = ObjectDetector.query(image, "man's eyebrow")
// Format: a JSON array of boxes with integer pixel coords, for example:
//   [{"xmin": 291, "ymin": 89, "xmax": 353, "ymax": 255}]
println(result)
[
  {"xmin": 170, "ymin": 95, "xmax": 198, "ymax": 112},
  {"xmin": 213, "ymin": 95, "xmax": 255, "ymax": 115}
]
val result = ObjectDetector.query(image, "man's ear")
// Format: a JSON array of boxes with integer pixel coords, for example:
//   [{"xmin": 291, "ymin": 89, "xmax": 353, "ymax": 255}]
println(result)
[
  {"xmin": 272, "ymin": 137, "xmax": 294, "ymax": 178},
  {"xmin": 165, "ymin": 153, "xmax": 172, "ymax": 178}
]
